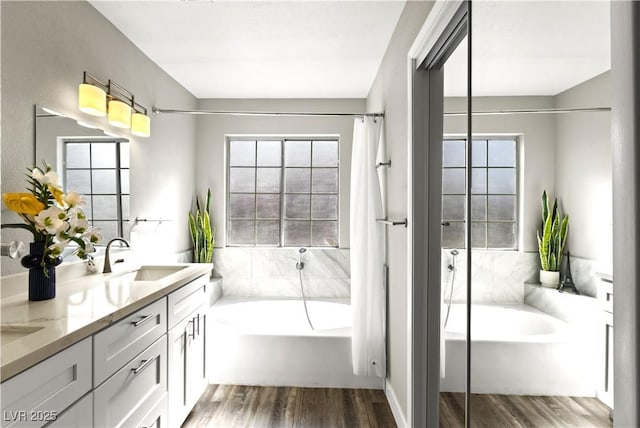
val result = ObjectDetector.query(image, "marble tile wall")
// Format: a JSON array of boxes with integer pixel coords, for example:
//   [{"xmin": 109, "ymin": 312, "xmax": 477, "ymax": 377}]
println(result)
[
  {"xmin": 213, "ymin": 248, "xmax": 350, "ymax": 298},
  {"xmin": 441, "ymin": 250, "xmax": 603, "ymax": 303},
  {"xmin": 441, "ymin": 250, "xmax": 539, "ymax": 303}
]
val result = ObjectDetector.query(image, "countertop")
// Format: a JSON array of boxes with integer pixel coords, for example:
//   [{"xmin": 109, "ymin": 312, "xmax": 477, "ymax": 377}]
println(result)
[{"xmin": 0, "ymin": 262, "xmax": 212, "ymax": 382}]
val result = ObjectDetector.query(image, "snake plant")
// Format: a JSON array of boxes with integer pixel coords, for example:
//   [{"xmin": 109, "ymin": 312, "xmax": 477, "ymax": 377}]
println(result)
[
  {"xmin": 188, "ymin": 188, "xmax": 215, "ymax": 263},
  {"xmin": 536, "ymin": 190, "xmax": 569, "ymax": 272}
]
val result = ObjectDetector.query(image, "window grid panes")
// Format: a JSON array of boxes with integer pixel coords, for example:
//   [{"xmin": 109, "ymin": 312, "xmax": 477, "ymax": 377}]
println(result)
[
  {"xmin": 228, "ymin": 139, "xmax": 338, "ymax": 247},
  {"xmin": 441, "ymin": 138, "xmax": 517, "ymax": 250},
  {"xmin": 64, "ymin": 141, "xmax": 130, "ymax": 243}
]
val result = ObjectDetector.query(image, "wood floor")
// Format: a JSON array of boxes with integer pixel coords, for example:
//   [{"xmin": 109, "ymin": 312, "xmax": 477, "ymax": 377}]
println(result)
[
  {"xmin": 182, "ymin": 384, "xmax": 396, "ymax": 428},
  {"xmin": 440, "ymin": 392, "xmax": 612, "ymax": 428},
  {"xmin": 182, "ymin": 385, "xmax": 612, "ymax": 428}
]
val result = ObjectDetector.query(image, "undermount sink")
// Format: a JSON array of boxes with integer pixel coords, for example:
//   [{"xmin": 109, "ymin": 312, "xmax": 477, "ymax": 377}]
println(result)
[
  {"xmin": 131, "ymin": 265, "xmax": 188, "ymax": 282},
  {"xmin": 0, "ymin": 325, "xmax": 45, "ymax": 345}
]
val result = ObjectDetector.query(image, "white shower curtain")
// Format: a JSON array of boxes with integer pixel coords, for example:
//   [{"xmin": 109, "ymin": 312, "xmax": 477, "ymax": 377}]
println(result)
[{"xmin": 350, "ymin": 116, "xmax": 386, "ymax": 378}]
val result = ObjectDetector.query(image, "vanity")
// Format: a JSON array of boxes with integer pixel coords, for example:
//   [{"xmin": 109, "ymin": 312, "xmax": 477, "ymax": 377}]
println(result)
[{"xmin": 0, "ymin": 262, "xmax": 219, "ymax": 428}]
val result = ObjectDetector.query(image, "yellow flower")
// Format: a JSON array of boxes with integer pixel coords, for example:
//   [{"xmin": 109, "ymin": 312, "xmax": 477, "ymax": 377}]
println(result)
[
  {"xmin": 2, "ymin": 193, "xmax": 45, "ymax": 216},
  {"xmin": 49, "ymin": 185, "xmax": 64, "ymax": 206}
]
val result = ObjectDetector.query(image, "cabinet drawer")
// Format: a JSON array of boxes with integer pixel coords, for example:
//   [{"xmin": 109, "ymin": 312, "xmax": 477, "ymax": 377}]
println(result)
[
  {"xmin": 168, "ymin": 275, "xmax": 208, "ymax": 329},
  {"xmin": 0, "ymin": 337, "xmax": 91, "ymax": 428},
  {"xmin": 94, "ymin": 298, "xmax": 167, "ymax": 386},
  {"xmin": 94, "ymin": 335, "xmax": 167, "ymax": 428},
  {"xmin": 47, "ymin": 392, "xmax": 92, "ymax": 428},
  {"xmin": 137, "ymin": 394, "xmax": 167, "ymax": 428}
]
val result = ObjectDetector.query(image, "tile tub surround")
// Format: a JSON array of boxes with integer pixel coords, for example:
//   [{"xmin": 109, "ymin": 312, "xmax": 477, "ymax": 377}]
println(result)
[
  {"xmin": 441, "ymin": 250, "xmax": 539, "ymax": 303},
  {"xmin": 213, "ymin": 248, "xmax": 350, "ymax": 298},
  {"xmin": 440, "ymin": 250, "xmax": 604, "ymax": 302},
  {"xmin": 0, "ymin": 262, "xmax": 212, "ymax": 382}
]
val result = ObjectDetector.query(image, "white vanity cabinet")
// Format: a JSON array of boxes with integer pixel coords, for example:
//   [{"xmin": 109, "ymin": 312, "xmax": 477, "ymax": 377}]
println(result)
[
  {"xmin": 167, "ymin": 276, "xmax": 210, "ymax": 427},
  {"xmin": 1, "ymin": 269, "xmax": 213, "ymax": 428},
  {"xmin": 0, "ymin": 337, "xmax": 92, "ymax": 428}
]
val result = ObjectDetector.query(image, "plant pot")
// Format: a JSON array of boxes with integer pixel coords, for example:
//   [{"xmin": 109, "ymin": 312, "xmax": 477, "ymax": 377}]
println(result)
[
  {"xmin": 539, "ymin": 270, "xmax": 560, "ymax": 288},
  {"xmin": 21, "ymin": 242, "xmax": 63, "ymax": 301}
]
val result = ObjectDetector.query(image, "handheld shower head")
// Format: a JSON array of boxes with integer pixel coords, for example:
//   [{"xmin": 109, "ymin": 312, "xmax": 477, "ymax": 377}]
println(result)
[
  {"xmin": 450, "ymin": 249, "xmax": 459, "ymax": 256},
  {"xmin": 296, "ymin": 248, "xmax": 307, "ymax": 270}
]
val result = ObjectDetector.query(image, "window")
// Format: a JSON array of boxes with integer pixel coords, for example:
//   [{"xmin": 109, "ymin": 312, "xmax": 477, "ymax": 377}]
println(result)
[
  {"xmin": 227, "ymin": 138, "xmax": 339, "ymax": 247},
  {"xmin": 441, "ymin": 138, "xmax": 517, "ymax": 249},
  {"xmin": 64, "ymin": 140, "xmax": 130, "ymax": 243}
]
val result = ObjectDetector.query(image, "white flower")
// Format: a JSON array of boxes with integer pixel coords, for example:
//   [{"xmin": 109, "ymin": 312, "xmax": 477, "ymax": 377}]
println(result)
[
  {"xmin": 68, "ymin": 208, "xmax": 90, "ymax": 234},
  {"xmin": 34, "ymin": 206, "xmax": 67, "ymax": 234},
  {"xmin": 64, "ymin": 192, "xmax": 86, "ymax": 207},
  {"xmin": 82, "ymin": 228, "xmax": 103, "ymax": 245},
  {"xmin": 48, "ymin": 240, "xmax": 69, "ymax": 257},
  {"xmin": 32, "ymin": 168, "xmax": 60, "ymax": 186}
]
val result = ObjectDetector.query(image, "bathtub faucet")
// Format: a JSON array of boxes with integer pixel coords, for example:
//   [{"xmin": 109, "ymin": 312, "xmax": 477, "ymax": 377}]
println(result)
[
  {"xmin": 448, "ymin": 249, "xmax": 459, "ymax": 272},
  {"xmin": 296, "ymin": 247, "xmax": 307, "ymax": 270}
]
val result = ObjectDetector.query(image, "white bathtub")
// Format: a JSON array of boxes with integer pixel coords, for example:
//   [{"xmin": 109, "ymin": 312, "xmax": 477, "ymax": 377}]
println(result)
[
  {"xmin": 207, "ymin": 298, "xmax": 383, "ymax": 389},
  {"xmin": 441, "ymin": 303, "xmax": 596, "ymax": 396}
]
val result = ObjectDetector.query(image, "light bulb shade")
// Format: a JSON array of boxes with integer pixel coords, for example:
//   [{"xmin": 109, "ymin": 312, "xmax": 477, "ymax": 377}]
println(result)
[
  {"xmin": 131, "ymin": 112, "xmax": 151, "ymax": 137},
  {"xmin": 78, "ymin": 83, "xmax": 107, "ymax": 117},
  {"xmin": 108, "ymin": 100, "xmax": 132, "ymax": 128}
]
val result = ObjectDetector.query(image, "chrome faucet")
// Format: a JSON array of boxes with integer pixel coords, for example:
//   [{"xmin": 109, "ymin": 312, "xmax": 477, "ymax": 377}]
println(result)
[{"xmin": 103, "ymin": 238, "xmax": 130, "ymax": 274}]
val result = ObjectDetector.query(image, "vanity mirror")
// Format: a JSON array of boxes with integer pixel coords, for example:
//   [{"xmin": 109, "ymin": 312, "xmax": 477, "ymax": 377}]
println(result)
[{"xmin": 34, "ymin": 105, "xmax": 131, "ymax": 244}]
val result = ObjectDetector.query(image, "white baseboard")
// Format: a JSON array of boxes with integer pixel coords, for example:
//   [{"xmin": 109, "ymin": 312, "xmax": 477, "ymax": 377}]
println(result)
[{"xmin": 385, "ymin": 381, "xmax": 407, "ymax": 428}]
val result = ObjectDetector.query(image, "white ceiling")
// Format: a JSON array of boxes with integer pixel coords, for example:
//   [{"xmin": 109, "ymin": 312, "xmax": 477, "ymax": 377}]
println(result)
[
  {"xmin": 89, "ymin": 0, "xmax": 406, "ymax": 99},
  {"xmin": 90, "ymin": 0, "xmax": 611, "ymax": 100},
  {"xmin": 444, "ymin": 1, "xmax": 611, "ymax": 97}
]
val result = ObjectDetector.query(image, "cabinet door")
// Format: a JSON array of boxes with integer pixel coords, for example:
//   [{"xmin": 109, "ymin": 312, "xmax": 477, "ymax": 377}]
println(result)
[
  {"xmin": 186, "ymin": 309, "xmax": 208, "ymax": 408},
  {"xmin": 168, "ymin": 308, "xmax": 208, "ymax": 427},
  {"xmin": 47, "ymin": 393, "xmax": 92, "ymax": 428},
  {"xmin": 167, "ymin": 314, "xmax": 190, "ymax": 428}
]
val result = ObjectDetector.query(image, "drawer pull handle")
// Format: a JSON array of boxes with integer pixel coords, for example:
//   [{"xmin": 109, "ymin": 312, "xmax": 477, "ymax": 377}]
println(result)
[
  {"xmin": 131, "ymin": 358, "xmax": 154, "ymax": 375},
  {"xmin": 131, "ymin": 314, "xmax": 155, "ymax": 327}
]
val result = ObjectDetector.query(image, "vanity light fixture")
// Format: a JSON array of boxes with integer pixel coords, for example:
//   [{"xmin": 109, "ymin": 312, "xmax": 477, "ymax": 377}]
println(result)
[
  {"xmin": 78, "ymin": 72, "xmax": 107, "ymax": 117},
  {"xmin": 78, "ymin": 71, "xmax": 151, "ymax": 137},
  {"xmin": 108, "ymin": 99, "xmax": 132, "ymax": 128},
  {"xmin": 131, "ymin": 110, "xmax": 151, "ymax": 137}
]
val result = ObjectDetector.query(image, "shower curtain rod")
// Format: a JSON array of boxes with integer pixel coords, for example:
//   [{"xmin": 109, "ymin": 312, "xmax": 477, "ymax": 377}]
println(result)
[
  {"xmin": 443, "ymin": 106, "xmax": 611, "ymax": 116},
  {"xmin": 152, "ymin": 107, "xmax": 384, "ymax": 118}
]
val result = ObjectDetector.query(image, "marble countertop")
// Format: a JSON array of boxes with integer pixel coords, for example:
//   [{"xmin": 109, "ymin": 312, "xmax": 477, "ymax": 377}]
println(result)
[{"xmin": 0, "ymin": 262, "xmax": 212, "ymax": 382}]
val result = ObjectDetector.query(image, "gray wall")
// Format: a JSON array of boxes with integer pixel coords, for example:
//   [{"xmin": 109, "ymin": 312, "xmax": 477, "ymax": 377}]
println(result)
[
  {"xmin": 366, "ymin": 0, "xmax": 435, "ymax": 420},
  {"xmin": 195, "ymin": 98, "xmax": 364, "ymax": 248},
  {"xmin": 1, "ymin": 1, "xmax": 198, "ymax": 275},
  {"xmin": 555, "ymin": 72, "xmax": 612, "ymax": 270}
]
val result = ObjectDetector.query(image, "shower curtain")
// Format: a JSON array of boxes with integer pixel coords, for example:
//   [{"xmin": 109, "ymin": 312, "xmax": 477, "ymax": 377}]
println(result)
[{"xmin": 350, "ymin": 116, "xmax": 385, "ymax": 378}]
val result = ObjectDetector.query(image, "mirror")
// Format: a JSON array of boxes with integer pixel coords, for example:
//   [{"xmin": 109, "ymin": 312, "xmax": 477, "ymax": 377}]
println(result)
[{"xmin": 34, "ymin": 105, "xmax": 131, "ymax": 245}]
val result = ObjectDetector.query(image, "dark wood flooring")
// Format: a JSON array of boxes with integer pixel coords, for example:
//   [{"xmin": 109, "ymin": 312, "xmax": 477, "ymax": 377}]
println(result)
[
  {"xmin": 182, "ymin": 385, "xmax": 613, "ymax": 428},
  {"xmin": 440, "ymin": 392, "xmax": 612, "ymax": 428},
  {"xmin": 182, "ymin": 384, "xmax": 396, "ymax": 428}
]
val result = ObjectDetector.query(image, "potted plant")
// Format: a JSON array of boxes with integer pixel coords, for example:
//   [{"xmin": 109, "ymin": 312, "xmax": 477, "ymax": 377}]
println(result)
[
  {"xmin": 536, "ymin": 190, "xmax": 569, "ymax": 288},
  {"xmin": 188, "ymin": 188, "xmax": 214, "ymax": 265}
]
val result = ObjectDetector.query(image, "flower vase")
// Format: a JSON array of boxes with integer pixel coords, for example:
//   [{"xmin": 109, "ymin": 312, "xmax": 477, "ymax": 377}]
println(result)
[{"xmin": 21, "ymin": 242, "xmax": 63, "ymax": 301}]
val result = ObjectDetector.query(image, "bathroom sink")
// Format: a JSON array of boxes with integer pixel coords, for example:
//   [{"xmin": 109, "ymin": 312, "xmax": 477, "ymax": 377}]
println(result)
[
  {"xmin": 131, "ymin": 265, "xmax": 188, "ymax": 282},
  {"xmin": 0, "ymin": 325, "xmax": 45, "ymax": 345}
]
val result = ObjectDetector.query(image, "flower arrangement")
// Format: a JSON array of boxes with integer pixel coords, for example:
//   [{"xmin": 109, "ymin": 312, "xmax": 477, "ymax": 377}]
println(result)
[{"xmin": 2, "ymin": 161, "xmax": 102, "ymax": 269}]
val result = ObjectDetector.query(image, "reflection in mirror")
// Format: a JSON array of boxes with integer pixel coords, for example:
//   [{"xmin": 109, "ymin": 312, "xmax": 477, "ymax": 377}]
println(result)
[{"xmin": 35, "ymin": 106, "xmax": 130, "ymax": 245}]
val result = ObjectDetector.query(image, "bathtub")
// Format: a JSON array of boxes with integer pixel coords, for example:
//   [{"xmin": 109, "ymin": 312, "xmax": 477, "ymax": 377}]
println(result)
[
  {"xmin": 441, "ymin": 303, "xmax": 596, "ymax": 396},
  {"xmin": 207, "ymin": 298, "xmax": 383, "ymax": 389}
]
